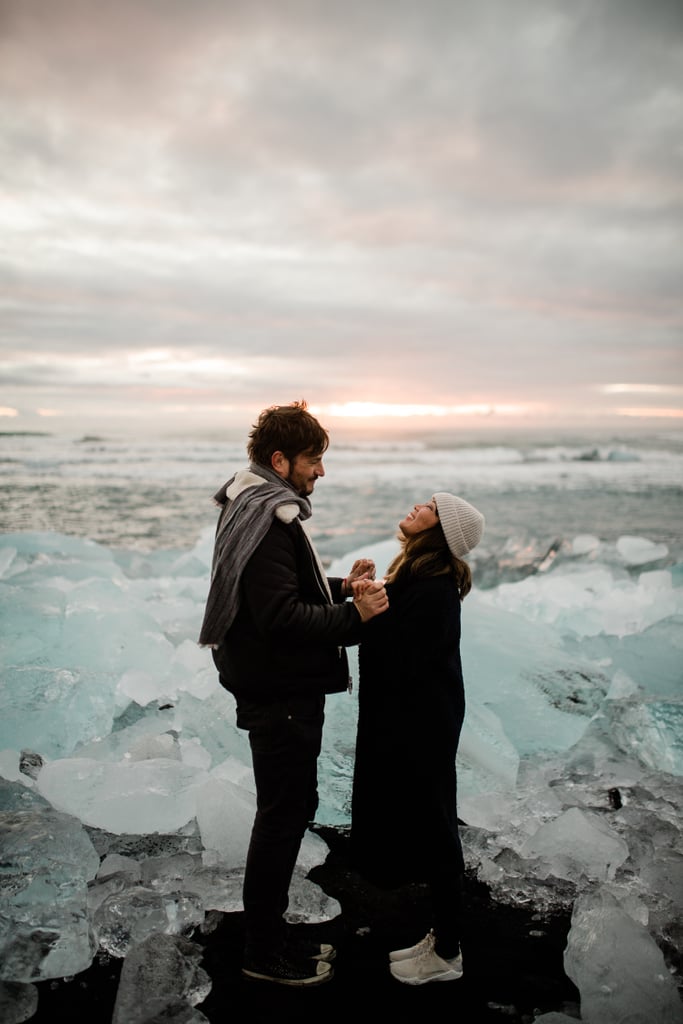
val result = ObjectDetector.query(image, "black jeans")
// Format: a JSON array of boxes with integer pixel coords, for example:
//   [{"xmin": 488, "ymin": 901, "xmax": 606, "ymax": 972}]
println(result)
[{"xmin": 237, "ymin": 694, "xmax": 325, "ymax": 960}]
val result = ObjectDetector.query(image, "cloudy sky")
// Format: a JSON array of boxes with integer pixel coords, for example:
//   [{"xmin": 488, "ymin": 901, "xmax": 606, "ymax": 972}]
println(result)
[{"xmin": 1, "ymin": 0, "xmax": 682, "ymax": 438}]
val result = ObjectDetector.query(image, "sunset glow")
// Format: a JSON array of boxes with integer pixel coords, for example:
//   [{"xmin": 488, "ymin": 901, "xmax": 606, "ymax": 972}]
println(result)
[
  {"xmin": 1, "ymin": 2, "xmax": 680, "ymax": 437},
  {"xmin": 320, "ymin": 402, "xmax": 541, "ymax": 419},
  {"xmin": 616, "ymin": 408, "xmax": 683, "ymax": 419},
  {"xmin": 601, "ymin": 385, "xmax": 683, "ymax": 396}
]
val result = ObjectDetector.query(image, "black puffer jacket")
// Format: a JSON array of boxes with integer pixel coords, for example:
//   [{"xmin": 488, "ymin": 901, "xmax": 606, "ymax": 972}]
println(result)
[{"xmin": 212, "ymin": 516, "xmax": 362, "ymax": 702}]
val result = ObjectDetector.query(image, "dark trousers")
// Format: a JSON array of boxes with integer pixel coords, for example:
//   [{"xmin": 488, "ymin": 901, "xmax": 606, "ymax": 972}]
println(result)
[
  {"xmin": 237, "ymin": 694, "xmax": 325, "ymax": 959},
  {"xmin": 430, "ymin": 865, "xmax": 464, "ymax": 960},
  {"xmin": 427, "ymin": 801, "xmax": 465, "ymax": 960}
]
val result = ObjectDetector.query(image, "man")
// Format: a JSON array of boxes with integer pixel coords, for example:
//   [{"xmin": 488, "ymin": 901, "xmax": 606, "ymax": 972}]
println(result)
[{"xmin": 199, "ymin": 400, "xmax": 388, "ymax": 987}]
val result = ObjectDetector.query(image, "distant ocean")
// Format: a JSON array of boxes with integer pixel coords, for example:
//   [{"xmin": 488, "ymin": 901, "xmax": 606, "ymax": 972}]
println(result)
[{"xmin": 1, "ymin": 428, "xmax": 682, "ymax": 576}]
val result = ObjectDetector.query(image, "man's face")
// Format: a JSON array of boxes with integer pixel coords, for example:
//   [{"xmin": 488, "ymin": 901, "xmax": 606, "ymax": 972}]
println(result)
[{"xmin": 273, "ymin": 450, "xmax": 326, "ymax": 496}]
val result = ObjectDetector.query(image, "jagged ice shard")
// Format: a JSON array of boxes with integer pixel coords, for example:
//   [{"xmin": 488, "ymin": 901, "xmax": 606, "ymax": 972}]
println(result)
[
  {"xmin": 0, "ymin": 522, "xmax": 681, "ymax": 1022},
  {"xmin": 564, "ymin": 890, "xmax": 682, "ymax": 1024},
  {"xmin": 111, "ymin": 933, "xmax": 211, "ymax": 1024}
]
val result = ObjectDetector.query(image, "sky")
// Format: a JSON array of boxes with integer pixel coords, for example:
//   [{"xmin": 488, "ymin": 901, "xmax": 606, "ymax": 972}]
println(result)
[{"xmin": 1, "ymin": 0, "xmax": 682, "ymax": 439}]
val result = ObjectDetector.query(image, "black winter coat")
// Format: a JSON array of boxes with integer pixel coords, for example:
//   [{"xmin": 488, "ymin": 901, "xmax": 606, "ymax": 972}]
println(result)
[
  {"xmin": 213, "ymin": 516, "xmax": 362, "ymax": 703},
  {"xmin": 350, "ymin": 572, "xmax": 466, "ymax": 887}
]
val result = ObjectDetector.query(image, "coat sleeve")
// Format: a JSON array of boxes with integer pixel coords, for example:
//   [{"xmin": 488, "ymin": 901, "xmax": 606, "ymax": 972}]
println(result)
[{"xmin": 241, "ymin": 520, "xmax": 363, "ymax": 645}]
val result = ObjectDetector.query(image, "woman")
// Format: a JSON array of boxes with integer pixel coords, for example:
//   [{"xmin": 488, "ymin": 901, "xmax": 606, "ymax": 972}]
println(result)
[{"xmin": 350, "ymin": 492, "xmax": 485, "ymax": 986}]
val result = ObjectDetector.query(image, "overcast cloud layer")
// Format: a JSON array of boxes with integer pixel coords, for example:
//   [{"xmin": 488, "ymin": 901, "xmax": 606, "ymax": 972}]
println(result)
[{"xmin": 1, "ymin": 0, "xmax": 682, "ymax": 436}]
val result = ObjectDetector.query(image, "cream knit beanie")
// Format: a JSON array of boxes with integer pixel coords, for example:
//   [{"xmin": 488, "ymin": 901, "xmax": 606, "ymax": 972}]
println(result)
[{"xmin": 433, "ymin": 493, "xmax": 485, "ymax": 559}]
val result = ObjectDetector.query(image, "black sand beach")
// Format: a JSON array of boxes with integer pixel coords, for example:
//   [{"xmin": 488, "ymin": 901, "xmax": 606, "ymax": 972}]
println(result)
[{"xmin": 29, "ymin": 825, "xmax": 580, "ymax": 1024}]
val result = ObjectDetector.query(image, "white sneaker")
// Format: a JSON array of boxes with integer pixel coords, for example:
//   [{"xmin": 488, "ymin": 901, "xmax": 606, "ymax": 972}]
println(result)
[
  {"xmin": 389, "ymin": 945, "xmax": 463, "ymax": 986},
  {"xmin": 389, "ymin": 930, "xmax": 435, "ymax": 962}
]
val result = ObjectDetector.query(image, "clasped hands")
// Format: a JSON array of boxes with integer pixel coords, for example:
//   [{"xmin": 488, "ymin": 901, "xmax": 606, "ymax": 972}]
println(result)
[{"xmin": 344, "ymin": 558, "xmax": 389, "ymax": 622}]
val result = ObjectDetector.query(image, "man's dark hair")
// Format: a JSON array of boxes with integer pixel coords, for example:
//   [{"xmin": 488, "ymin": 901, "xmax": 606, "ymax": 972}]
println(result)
[{"xmin": 247, "ymin": 400, "xmax": 330, "ymax": 465}]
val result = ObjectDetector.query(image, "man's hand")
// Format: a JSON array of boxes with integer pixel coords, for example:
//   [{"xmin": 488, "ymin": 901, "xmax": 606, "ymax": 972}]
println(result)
[
  {"xmin": 342, "ymin": 558, "xmax": 376, "ymax": 596},
  {"xmin": 352, "ymin": 579, "xmax": 389, "ymax": 622}
]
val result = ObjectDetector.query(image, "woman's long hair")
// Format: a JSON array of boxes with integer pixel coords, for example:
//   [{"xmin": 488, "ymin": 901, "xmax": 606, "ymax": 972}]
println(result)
[{"xmin": 385, "ymin": 523, "xmax": 473, "ymax": 598}]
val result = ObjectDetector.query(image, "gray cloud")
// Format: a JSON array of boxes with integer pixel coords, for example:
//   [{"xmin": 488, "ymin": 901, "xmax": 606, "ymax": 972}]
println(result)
[{"xmin": 1, "ymin": 0, "xmax": 681, "ymax": 432}]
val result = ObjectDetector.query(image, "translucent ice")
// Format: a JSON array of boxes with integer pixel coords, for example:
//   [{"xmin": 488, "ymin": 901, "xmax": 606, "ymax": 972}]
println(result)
[
  {"xmin": 605, "ymin": 696, "xmax": 683, "ymax": 776},
  {"xmin": 0, "ymin": 807, "xmax": 100, "ymax": 981},
  {"xmin": 0, "ymin": 532, "xmax": 119, "ymax": 581},
  {"xmin": 98, "ymin": 854, "xmax": 143, "ymax": 883},
  {"xmin": 519, "ymin": 807, "xmax": 629, "ymax": 882},
  {"xmin": 478, "ymin": 562, "xmax": 682, "ymax": 639},
  {"xmin": 158, "ymin": 865, "xmax": 245, "ymax": 914},
  {"xmin": 460, "ymin": 594, "xmax": 604, "ymax": 758},
  {"xmin": 617, "ymin": 534, "xmax": 669, "ymax": 566},
  {"xmin": 167, "ymin": 689, "xmax": 252, "ymax": 770},
  {"xmin": 564, "ymin": 889, "xmax": 683, "ymax": 1024},
  {"xmin": 0, "ymin": 751, "xmax": 28, "ymax": 786},
  {"xmin": 2, "ymin": 525, "xmax": 681, "ymax": 1005},
  {"xmin": 115, "ymin": 639, "xmax": 217, "ymax": 708},
  {"xmin": 127, "ymin": 731, "xmax": 181, "ymax": 762},
  {"xmin": 35, "ymin": 758, "xmax": 209, "ymax": 834},
  {"xmin": 0, "ymin": 665, "xmax": 119, "ymax": 760},
  {"xmin": 196, "ymin": 759, "xmax": 329, "ymax": 873},
  {"xmin": 570, "ymin": 534, "xmax": 601, "ymax": 557},
  {"xmin": 112, "ymin": 934, "xmax": 211, "ymax": 1024},
  {"xmin": 94, "ymin": 886, "xmax": 205, "ymax": 958},
  {"xmin": 195, "ymin": 770, "xmax": 257, "ymax": 866},
  {"xmin": 456, "ymin": 702, "xmax": 521, "ymax": 804},
  {"xmin": 282, "ymin": 867, "xmax": 343, "ymax": 924},
  {"xmin": 73, "ymin": 707, "xmax": 176, "ymax": 762}
]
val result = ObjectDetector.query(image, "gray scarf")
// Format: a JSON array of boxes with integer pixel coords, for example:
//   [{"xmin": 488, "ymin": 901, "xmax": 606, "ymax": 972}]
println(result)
[{"xmin": 198, "ymin": 462, "xmax": 312, "ymax": 647}]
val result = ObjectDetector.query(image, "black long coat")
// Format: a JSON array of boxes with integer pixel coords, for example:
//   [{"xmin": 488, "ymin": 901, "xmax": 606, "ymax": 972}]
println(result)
[{"xmin": 350, "ymin": 572, "xmax": 466, "ymax": 888}]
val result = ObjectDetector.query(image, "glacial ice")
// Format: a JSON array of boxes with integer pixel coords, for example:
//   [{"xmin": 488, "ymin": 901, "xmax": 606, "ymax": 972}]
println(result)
[
  {"xmin": 111, "ymin": 933, "xmax": 211, "ymax": 1024},
  {"xmin": 0, "ymin": 805, "xmax": 100, "ymax": 981},
  {"xmin": 476, "ymin": 561, "xmax": 682, "ymax": 639},
  {"xmin": 518, "ymin": 807, "xmax": 629, "ymax": 883},
  {"xmin": 564, "ymin": 890, "xmax": 682, "ymax": 1024},
  {"xmin": 94, "ymin": 886, "xmax": 206, "ymax": 958},
  {"xmin": 35, "ymin": 758, "xmax": 209, "ymax": 834},
  {"xmin": 0, "ymin": 528, "xmax": 681, "ymax": 1021},
  {"xmin": 616, "ymin": 534, "xmax": 670, "ymax": 566},
  {"xmin": 194, "ymin": 759, "xmax": 257, "ymax": 866}
]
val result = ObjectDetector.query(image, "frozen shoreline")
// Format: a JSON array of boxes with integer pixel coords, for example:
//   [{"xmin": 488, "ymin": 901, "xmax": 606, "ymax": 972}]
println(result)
[
  {"xmin": 1, "ymin": 509, "xmax": 682, "ymax": 1021},
  {"xmin": 21, "ymin": 825, "xmax": 581, "ymax": 1024}
]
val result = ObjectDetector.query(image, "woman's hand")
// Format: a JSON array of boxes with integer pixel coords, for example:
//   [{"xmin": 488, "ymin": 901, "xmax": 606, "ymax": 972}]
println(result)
[
  {"xmin": 352, "ymin": 578, "xmax": 389, "ymax": 622},
  {"xmin": 342, "ymin": 558, "xmax": 376, "ymax": 596}
]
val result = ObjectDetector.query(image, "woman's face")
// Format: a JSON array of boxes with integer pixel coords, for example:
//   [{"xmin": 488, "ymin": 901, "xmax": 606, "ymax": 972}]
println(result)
[{"xmin": 399, "ymin": 497, "xmax": 439, "ymax": 538}]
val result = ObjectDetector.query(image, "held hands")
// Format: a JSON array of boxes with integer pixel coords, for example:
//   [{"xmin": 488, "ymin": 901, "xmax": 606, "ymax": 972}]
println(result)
[
  {"xmin": 352, "ymin": 578, "xmax": 389, "ymax": 622},
  {"xmin": 342, "ymin": 558, "xmax": 376, "ymax": 596},
  {"xmin": 342, "ymin": 557, "xmax": 386, "ymax": 620}
]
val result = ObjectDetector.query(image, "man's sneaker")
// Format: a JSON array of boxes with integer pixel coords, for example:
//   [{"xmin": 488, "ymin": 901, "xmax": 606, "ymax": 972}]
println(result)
[
  {"xmin": 242, "ymin": 952, "xmax": 333, "ymax": 986},
  {"xmin": 389, "ymin": 930, "xmax": 435, "ymax": 962},
  {"xmin": 285, "ymin": 924, "xmax": 336, "ymax": 961},
  {"xmin": 389, "ymin": 945, "xmax": 463, "ymax": 986},
  {"xmin": 288, "ymin": 935, "xmax": 336, "ymax": 962}
]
